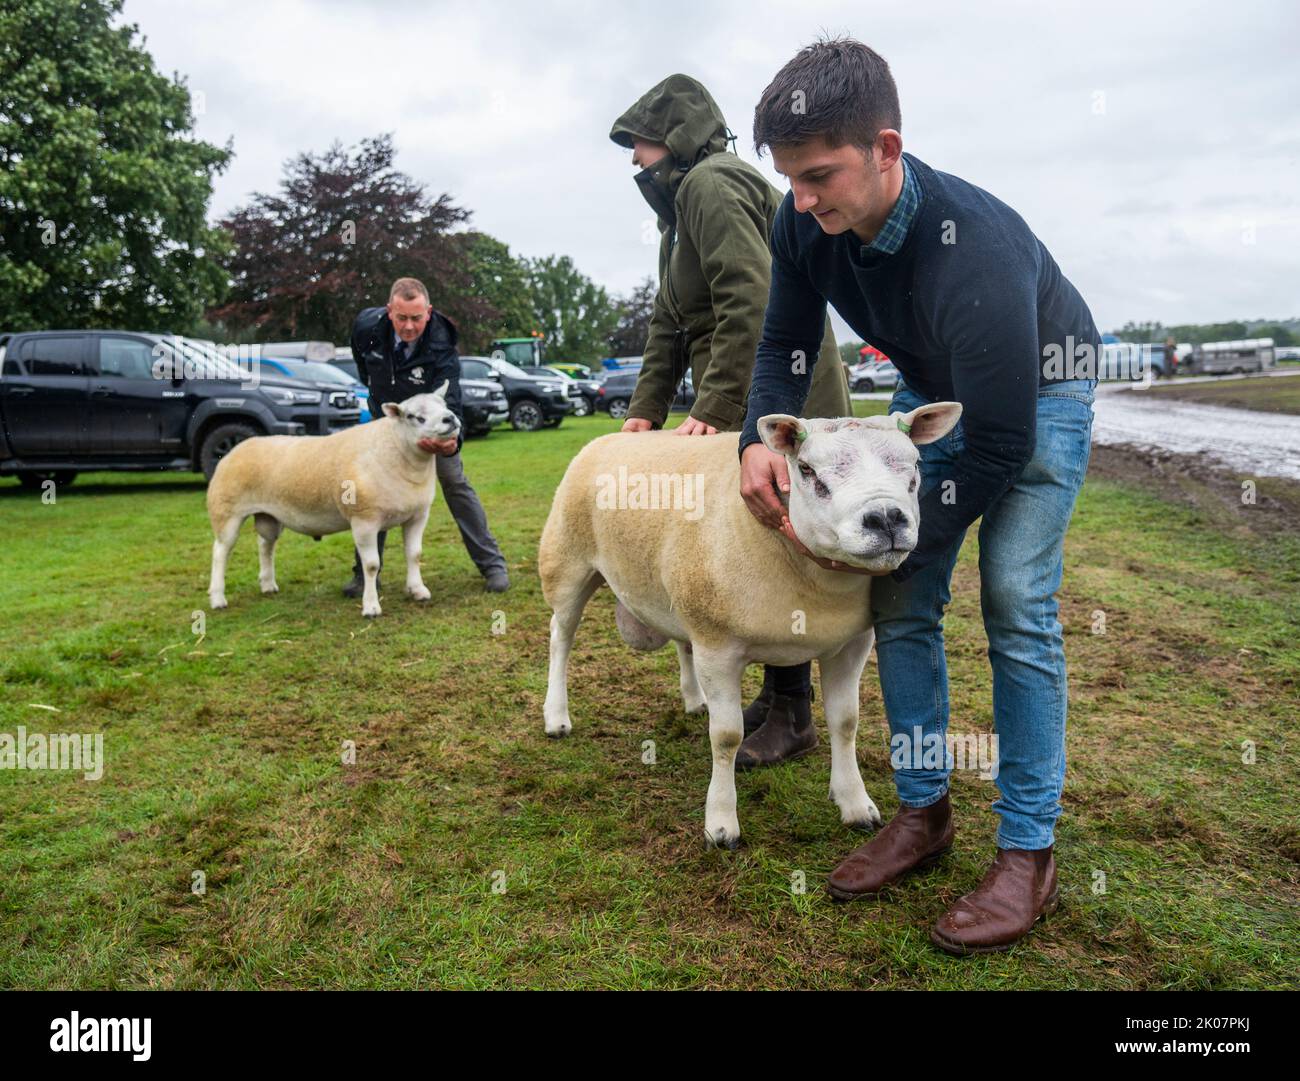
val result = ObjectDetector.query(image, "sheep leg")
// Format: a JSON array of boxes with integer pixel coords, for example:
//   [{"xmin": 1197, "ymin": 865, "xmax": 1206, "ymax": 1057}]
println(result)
[
  {"xmin": 402, "ymin": 506, "xmax": 431, "ymax": 601},
  {"xmin": 691, "ymin": 643, "xmax": 747, "ymax": 849},
  {"xmin": 542, "ymin": 568, "xmax": 602, "ymax": 737},
  {"xmin": 350, "ymin": 520, "xmax": 384, "ymax": 617},
  {"xmin": 674, "ymin": 640, "xmax": 706, "ymax": 714},
  {"xmin": 209, "ymin": 514, "xmax": 245, "ymax": 610},
  {"xmin": 253, "ymin": 513, "xmax": 282, "ymax": 594},
  {"xmin": 818, "ymin": 630, "xmax": 882, "ymax": 831}
]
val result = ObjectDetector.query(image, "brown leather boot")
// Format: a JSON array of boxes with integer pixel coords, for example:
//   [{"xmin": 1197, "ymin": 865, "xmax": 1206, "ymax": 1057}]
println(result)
[
  {"xmin": 734, "ymin": 692, "xmax": 817, "ymax": 771},
  {"xmin": 741, "ymin": 668, "xmax": 776, "ymax": 738},
  {"xmin": 930, "ymin": 846, "xmax": 1059, "ymax": 955},
  {"xmin": 826, "ymin": 793, "xmax": 953, "ymax": 900}
]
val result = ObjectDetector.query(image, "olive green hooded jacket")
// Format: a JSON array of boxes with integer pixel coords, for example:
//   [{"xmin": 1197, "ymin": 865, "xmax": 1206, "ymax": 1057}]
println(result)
[{"xmin": 609, "ymin": 74, "xmax": 848, "ymax": 430}]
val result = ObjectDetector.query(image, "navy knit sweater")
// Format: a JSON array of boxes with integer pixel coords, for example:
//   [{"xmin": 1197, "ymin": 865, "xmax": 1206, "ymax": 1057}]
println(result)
[{"xmin": 739, "ymin": 152, "xmax": 1100, "ymax": 581}]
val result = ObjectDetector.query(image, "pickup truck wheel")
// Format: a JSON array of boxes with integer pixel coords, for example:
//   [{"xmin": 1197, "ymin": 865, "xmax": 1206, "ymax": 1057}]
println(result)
[
  {"xmin": 200, "ymin": 421, "xmax": 259, "ymax": 480},
  {"xmin": 510, "ymin": 400, "xmax": 544, "ymax": 431},
  {"xmin": 17, "ymin": 470, "xmax": 77, "ymax": 491},
  {"xmin": 606, "ymin": 397, "xmax": 630, "ymax": 419},
  {"xmin": 572, "ymin": 399, "xmax": 592, "ymax": 417}
]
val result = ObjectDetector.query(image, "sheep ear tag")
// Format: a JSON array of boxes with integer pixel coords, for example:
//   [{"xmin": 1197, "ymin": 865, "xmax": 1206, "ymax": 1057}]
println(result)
[
  {"xmin": 896, "ymin": 417, "xmax": 912, "ymax": 434},
  {"xmin": 794, "ymin": 428, "xmax": 808, "ymax": 444}
]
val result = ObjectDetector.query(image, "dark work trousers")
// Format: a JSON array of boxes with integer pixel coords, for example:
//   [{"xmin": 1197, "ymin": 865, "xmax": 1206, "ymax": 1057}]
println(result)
[{"xmin": 350, "ymin": 450, "xmax": 507, "ymax": 579}]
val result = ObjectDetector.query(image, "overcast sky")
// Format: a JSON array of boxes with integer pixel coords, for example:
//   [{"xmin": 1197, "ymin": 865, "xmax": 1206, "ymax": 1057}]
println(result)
[{"xmin": 122, "ymin": 0, "xmax": 1299, "ymax": 340}]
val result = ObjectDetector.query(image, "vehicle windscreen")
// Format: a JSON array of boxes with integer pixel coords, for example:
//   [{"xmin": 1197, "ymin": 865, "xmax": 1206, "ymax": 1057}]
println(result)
[
  {"xmin": 280, "ymin": 361, "xmax": 355, "ymax": 386},
  {"xmin": 161, "ymin": 337, "xmax": 251, "ymax": 381},
  {"xmin": 493, "ymin": 358, "xmax": 535, "ymax": 379}
]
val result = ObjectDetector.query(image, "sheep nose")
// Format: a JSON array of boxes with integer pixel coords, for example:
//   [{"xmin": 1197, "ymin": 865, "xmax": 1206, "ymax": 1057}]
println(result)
[{"xmin": 863, "ymin": 507, "xmax": 909, "ymax": 536}]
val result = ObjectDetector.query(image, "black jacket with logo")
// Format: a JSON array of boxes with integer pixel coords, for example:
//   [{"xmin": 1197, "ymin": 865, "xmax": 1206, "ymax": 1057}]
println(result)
[{"xmin": 350, "ymin": 305, "xmax": 464, "ymax": 448}]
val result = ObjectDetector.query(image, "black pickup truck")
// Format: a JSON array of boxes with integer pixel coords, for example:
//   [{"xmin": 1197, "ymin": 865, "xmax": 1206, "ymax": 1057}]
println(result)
[{"xmin": 0, "ymin": 330, "xmax": 361, "ymax": 488}]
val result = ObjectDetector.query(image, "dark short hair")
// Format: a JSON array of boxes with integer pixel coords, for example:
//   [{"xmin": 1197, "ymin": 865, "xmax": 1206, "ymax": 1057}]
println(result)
[{"xmin": 753, "ymin": 37, "xmax": 901, "ymax": 156}]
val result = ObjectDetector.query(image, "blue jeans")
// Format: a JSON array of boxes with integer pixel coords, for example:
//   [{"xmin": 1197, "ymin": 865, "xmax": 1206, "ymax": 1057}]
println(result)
[{"xmin": 870, "ymin": 378, "xmax": 1096, "ymax": 850}]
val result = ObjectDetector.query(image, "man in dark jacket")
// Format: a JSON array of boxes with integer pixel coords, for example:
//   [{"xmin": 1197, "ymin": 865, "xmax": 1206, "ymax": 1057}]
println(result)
[
  {"xmin": 739, "ymin": 39, "xmax": 1099, "ymax": 954},
  {"xmin": 344, "ymin": 277, "xmax": 509, "ymax": 595},
  {"xmin": 610, "ymin": 74, "xmax": 851, "ymax": 769}
]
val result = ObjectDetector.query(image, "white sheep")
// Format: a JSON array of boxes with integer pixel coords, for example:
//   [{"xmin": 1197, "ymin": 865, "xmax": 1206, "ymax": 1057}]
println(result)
[
  {"xmin": 538, "ymin": 403, "xmax": 962, "ymax": 847},
  {"xmin": 206, "ymin": 387, "xmax": 459, "ymax": 617}
]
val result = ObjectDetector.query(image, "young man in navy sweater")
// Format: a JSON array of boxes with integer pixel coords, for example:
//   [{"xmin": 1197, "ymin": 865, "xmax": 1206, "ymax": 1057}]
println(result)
[{"xmin": 738, "ymin": 38, "xmax": 1099, "ymax": 954}]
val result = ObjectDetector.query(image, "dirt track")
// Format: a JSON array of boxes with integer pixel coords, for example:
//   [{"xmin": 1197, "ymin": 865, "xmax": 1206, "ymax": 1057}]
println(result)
[
  {"xmin": 1087, "ymin": 442, "xmax": 1300, "ymax": 537},
  {"xmin": 1091, "ymin": 383, "xmax": 1300, "ymax": 481}
]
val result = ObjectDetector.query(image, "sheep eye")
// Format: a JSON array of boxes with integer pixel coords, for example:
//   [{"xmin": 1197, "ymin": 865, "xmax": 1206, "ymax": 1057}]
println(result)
[
  {"xmin": 412, "ymin": 414, "xmax": 425, "ymax": 424},
  {"xmin": 798, "ymin": 462, "xmax": 830, "ymax": 498}
]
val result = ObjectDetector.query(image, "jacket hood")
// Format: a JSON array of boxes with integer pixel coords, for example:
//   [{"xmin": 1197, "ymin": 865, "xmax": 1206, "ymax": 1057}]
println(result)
[
  {"xmin": 610, "ymin": 74, "xmax": 731, "ymax": 165},
  {"xmin": 611, "ymin": 75, "xmax": 732, "ymax": 230}
]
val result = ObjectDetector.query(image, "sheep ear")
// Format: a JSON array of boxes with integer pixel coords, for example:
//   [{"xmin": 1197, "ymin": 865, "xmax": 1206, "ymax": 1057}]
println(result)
[
  {"xmin": 757, "ymin": 414, "xmax": 807, "ymax": 456},
  {"xmin": 382, "ymin": 402, "xmax": 402, "ymax": 419},
  {"xmin": 434, "ymin": 379, "xmax": 449, "ymax": 399},
  {"xmin": 896, "ymin": 402, "xmax": 962, "ymax": 444}
]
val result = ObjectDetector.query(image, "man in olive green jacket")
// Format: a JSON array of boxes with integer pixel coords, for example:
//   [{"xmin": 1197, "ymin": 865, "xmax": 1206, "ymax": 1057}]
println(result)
[{"xmin": 610, "ymin": 73, "xmax": 851, "ymax": 768}]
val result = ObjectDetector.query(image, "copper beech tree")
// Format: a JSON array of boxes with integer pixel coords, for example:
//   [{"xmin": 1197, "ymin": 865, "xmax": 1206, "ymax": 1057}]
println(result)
[{"xmin": 210, "ymin": 134, "xmax": 495, "ymax": 346}]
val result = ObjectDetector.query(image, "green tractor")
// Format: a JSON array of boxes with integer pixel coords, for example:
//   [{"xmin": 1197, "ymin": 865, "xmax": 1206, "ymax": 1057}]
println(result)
[
  {"xmin": 489, "ymin": 334, "xmax": 545, "ymax": 368},
  {"xmin": 490, "ymin": 333, "xmax": 593, "ymax": 381}
]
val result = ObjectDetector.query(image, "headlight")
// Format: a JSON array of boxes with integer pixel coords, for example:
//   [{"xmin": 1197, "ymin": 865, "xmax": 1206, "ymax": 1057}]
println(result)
[
  {"xmin": 263, "ymin": 387, "xmax": 322, "ymax": 405},
  {"xmin": 465, "ymin": 386, "xmax": 489, "ymax": 399}
]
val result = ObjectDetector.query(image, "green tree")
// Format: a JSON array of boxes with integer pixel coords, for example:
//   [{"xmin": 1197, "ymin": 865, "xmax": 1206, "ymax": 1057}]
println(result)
[
  {"xmin": 523, "ymin": 254, "xmax": 618, "ymax": 365},
  {"xmin": 606, "ymin": 276, "xmax": 655, "ymax": 357},
  {"xmin": 1114, "ymin": 321, "xmax": 1166, "ymax": 342},
  {"xmin": 460, "ymin": 231, "xmax": 534, "ymax": 352},
  {"xmin": 210, "ymin": 135, "xmax": 493, "ymax": 344},
  {"xmin": 839, "ymin": 340, "xmax": 864, "ymax": 366},
  {"xmin": 0, "ymin": 0, "xmax": 231, "ymax": 331},
  {"xmin": 1249, "ymin": 323, "xmax": 1295, "ymax": 346}
]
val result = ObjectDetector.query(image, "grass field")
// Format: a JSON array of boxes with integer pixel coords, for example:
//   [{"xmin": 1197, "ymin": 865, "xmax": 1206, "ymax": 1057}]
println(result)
[
  {"xmin": 1135, "ymin": 371, "xmax": 1300, "ymax": 415},
  {"xmin": 1, "ymin": 404, "xmax": 1297, "ymax": 989}
]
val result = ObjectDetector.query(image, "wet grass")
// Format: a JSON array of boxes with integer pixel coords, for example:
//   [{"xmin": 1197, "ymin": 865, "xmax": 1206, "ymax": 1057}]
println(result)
[
  {"xmin": 1135, "ymin": 371, "xmax": 1300, "ymax": 414},
  {"xmin": 0, "ymin": 402, "xmax": 1296, "ymax": 989}
]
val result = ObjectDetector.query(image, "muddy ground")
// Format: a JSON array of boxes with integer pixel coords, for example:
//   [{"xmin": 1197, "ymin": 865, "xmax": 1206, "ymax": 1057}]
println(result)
[{"xmin": 1087, "ymin": 441, "xmax": 1300, "ymax": 537}]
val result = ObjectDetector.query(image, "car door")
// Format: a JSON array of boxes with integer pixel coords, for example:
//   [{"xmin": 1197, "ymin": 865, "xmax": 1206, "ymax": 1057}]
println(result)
[
  {"xmin": 671, "ymin": 367, "xmax": 694, "ymax": 411},
  {"xmin": 91, "ymin": 335, "xmax": 189, "ymax": 453},
  {"xmin": 2, "ymin": 335, "xmax": 91, "ymax": 455}
]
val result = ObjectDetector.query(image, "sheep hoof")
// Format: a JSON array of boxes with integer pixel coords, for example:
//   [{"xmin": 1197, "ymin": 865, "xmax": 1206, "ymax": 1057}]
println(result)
[
  {"xmin": 705, "ymin": 828, "xmax": 741, "ymax": 851},
  {"xmin": 362, "ymin": 605, "xmax": 382, "ymax": 618},
  {"xmin": 260, "ymin": 582, "xmax": 278, "ymax": 594},
  {"xmin": 544, "ymin": 719, "xmax": 572, "ymax": 738},
  {"xmin": 407, "ymin": 585, "xmax": 431, "ymax": 602},
  {"xmin": 210, "ymin": 595, "xmax": 227, "ymax": 610}
]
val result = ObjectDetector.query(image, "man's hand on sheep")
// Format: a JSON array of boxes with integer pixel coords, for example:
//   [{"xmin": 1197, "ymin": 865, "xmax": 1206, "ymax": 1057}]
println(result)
[
  {"xmin": 417, "ymin": 436, "xmax": 459, "ymax": 456},
  {"xmin": 740, "ymin": 441, "xmax": 791, "ymax": 530},
  {"xmin": 740, "ymin": 443, "xmax": 891, "ymax": 577},
  {"xmin": 674, "ymin": 416, "xmax": 718, "ymax": 436}
]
